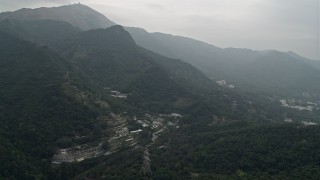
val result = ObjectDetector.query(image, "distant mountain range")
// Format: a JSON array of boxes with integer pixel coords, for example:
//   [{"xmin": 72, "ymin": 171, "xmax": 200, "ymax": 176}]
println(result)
[
  {"xmin": 2, "ymin": 4, "xmax": 318, "ymax": 98},
  {"xmin": 0, "ymin": 4, "xmax": 319, "ymax": 179},
  {"xmin": 125, "ymin": 27, "xmax": 320, "ymax": 98}
]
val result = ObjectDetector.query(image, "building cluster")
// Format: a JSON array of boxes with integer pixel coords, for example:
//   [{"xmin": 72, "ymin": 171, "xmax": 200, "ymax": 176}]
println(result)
[
  {"xmin": 284, "ymin": 118, "xmax": 293, "ymax": 123},
  {"xmin": 116, "ymin": 127, "xmax": 129, "ymax": 137},
  {"xmin": 134, "ymin": 114, "xmax": 163, "ymax": 130},
  {"xmin": 159, "ymin": 113, "xmax": 183, "ymax": 118},
  {"xmin": 280, "ymin": 99, "xmax": 318, "ymax": 111},
  {"xmin": 110, "ymin": 90, "xmax": 128, "ymax": 99},
  {"xmin": 216, "ymin": 80, "xmax": 235, "ymax": 89},
  {"xmin": 52, "ymin": 113, "xmax": 138, "ymax": 164},
  {"xmin": 105, "ymin": 122, "xmax": 138, "ymax": 150},
  {"xmin": 216, "ymin": 80, "xmax": 226, "ymax": 86},
  {"xmin": 302, "ymin": 121, "xmax": 318, "ymax": 126},
  {"xmin": 106, "ymin": 113, "xmax": 127, "ymax": 127},
  {"xmin": 52, "ymin": 111, "xmax": 183, "ymax": 165},
  {"xmin": 52, "ymin": 144, "xmax": 102, "ymax": 164}
]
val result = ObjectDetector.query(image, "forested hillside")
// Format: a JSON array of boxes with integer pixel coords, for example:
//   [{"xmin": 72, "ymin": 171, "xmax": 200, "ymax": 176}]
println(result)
[{"xmin": 0, "ymin": 4, "xmax": 319, "ymax": 179}]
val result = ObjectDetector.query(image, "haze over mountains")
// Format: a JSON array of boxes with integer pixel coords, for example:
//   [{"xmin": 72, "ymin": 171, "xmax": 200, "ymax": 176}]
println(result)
[
  {"xmin": 0, "ymin": 4, "xmax": 320, "ymax": 179},
  {"xmin": 125, "ymin": 28, "xmax": 320, "ymax": 98},
  {"xmin": 1, "ymin": 4, "xmax": 319, "ymax": 98}
]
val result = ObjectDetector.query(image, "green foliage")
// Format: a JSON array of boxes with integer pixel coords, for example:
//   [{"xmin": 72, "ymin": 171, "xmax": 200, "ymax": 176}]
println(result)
[
  {"xmin": 101, "ymin": 141, "xmax": 110, "ymax": 151},
  {"xmin": 0, "ymin": 7, "xmax": 319, "ymax": 179},
  {"xmin": 57, "ymin": 138, "xmax": 73, "ymax": 148},
  {"xmin": 64, "ymin": 121, "xmax": 320, "ymax": 179},
  {"xmin": 147, "ymin": 122, "xmax": 320, "ymax": 178},
  {"xmin": 0, "ymin": 31, "xmax": 98, "ymax": 178}
]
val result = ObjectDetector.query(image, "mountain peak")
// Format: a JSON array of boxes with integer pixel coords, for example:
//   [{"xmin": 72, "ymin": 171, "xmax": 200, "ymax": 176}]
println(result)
[
  {"xmin": 107, "ymin": 25, "xmax": 127, "ymax": 31},
  {"xmin": 0, "ymin": 4, "xmax": 116, "ymax": 30},
  {"xmin": 54, "ymin": 3, "xmax": 97, "ymax": 10}
]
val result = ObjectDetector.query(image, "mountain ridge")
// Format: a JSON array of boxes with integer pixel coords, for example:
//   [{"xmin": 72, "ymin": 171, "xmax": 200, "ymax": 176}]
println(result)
[
  {"xmin": 1, "ymin": 4, "xmax": 320, "ymax": 179},
  {"xmin": 0, "ymin": 4, "xmax": 116, "ymax": 30}
]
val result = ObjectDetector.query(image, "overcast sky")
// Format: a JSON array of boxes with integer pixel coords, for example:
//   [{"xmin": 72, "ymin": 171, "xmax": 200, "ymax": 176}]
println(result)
[{"xmin": 0, "ymin": 0, "xmax": 319, "ymax": 60}]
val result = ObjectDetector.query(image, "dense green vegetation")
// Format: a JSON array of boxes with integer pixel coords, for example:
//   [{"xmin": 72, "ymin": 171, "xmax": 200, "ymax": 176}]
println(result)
[
  {"xmin": 0, "ymin": 21, "xmax": 246, "ymax": 179},
  {"xmin": 0, "ymin": 31, "xmax": 99, "ymax": 178},
  {"xmin": 0, "ymin": 4, "xmax": 319, "ymax": 179},
  {"xmin": 72, "ymin": 121, "xmax": 320, "ymax": 179},
  {"xmin": 156, "ymin": 122, "xmax": 320, "ymax": 177}
]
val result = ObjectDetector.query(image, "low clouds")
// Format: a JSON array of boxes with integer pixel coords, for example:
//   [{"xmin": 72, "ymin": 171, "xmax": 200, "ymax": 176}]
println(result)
[{"xmin": 0, "ymin": 0, "xmax": 319, "ymax": 60}]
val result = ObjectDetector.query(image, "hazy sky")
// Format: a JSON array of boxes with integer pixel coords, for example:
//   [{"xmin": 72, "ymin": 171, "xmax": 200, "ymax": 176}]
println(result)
[{"xmin": 0, "ymin": 0, "xmax": 319, "ymax": 60}]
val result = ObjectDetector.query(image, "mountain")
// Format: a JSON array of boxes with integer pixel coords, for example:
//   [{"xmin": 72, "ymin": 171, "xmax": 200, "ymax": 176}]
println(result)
[
  {"xmin": 1, "ymin": 4, "xmax": 320, "ymax": 179},
  {"xmin": 0, "ymin": 19, "xmax": 254, "ymax": 178},
  {"xmin": 0, "ymin": 4, "xmax": 115, "ymax": 30},
  {"xmin": 126, "ymin": 27, "xmax": 320, "ymax": 98},
  {"xmin": 0, "ymin": 18, "xmax": 243, "ymax": 114},
  {"xmin": 59, "ymin": 25, "xmax": 217, "ymax": 113},
  {"xmin": 2, "ymin": 4, "xmax": 318, "ymax": 98},
  {"xmin": 286, "ymin": 51, "xmax": 320, "ymax": 70},
  {"xmin": 0, "ymin": 30, "xmax": 99, "ymax": 178},
  {"xmin": 0, "ymin": 19, "xmax": 81, "ymax": 49},
  {"xmin": 125, "ymin": 27, "xmax": 262, "ymax": 77},
  {"xmin": 236, "ymin": 51, "xmax": 320, "ymax": 95}
]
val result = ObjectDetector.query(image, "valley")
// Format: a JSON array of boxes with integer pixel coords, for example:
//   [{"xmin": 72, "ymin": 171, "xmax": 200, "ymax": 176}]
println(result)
[{"xmin": 0, "ymin": 3, "xmax": 319, "ymax": 179}]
